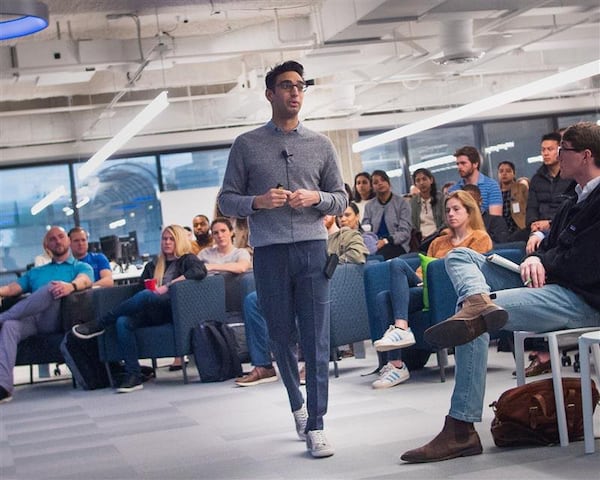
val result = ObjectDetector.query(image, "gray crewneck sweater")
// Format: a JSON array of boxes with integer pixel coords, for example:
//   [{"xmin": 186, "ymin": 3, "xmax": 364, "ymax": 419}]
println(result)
[{"xmin": 218, "ymin": 121, "xmax": 347, "ymax": 248}]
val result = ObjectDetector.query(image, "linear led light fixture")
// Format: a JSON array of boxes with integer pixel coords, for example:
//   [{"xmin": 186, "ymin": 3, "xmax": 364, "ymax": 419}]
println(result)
[
  {"xmin": 31, "ymin": 185, "xmax": 67, "ymax": 216},
  {"xmin": 78, "ymin": 91, "xmax": 169, "ymax": 182},
  {"xmin": 0, "ymin": 0, "xmax": 49, "ymax": 40},
  {"xmin": 353, "ymin": 60, "xmax": 600, "ymax": 153}
]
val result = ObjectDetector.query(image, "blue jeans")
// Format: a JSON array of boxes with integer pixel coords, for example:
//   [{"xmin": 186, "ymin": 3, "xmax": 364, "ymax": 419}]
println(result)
[
  {"xmin": 101, "ymin": 289, "xmax": 172, "ymax": 378},
  {"xmin": 445, "ymin": 248, "xmax": 600, "ymax": 423},
  {"xmin": 242, "ymin": 291, "xmax": 273, "ymax": 367},
  {"xmin": 253, "ymin": 240, "xmax": 330, "ymax": 432},
  {"xmin": 370, "ymin": 258, "xmax": 421, "ymax": 362}
]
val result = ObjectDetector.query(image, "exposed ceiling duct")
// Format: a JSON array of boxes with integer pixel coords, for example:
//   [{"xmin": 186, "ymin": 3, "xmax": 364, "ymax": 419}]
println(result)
[{"xmin": 432, "ymin": 19, "xmax": 484, "ymax": 65}]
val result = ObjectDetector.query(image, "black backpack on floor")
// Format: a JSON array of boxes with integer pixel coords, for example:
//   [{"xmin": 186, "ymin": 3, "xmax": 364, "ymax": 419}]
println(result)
[
  {"xmin": 60, "ymin": 331, "xmax": 110, "ymax": 390},
  {"xmin": 192, "ymin": 321, "xmax": 243, "ymax": 382}
]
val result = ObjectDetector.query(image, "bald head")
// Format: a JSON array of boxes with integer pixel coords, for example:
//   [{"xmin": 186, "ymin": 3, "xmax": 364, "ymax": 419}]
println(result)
[{"xmin": 44, "ymin": 226, "xmax": 71, "ymax": 261}]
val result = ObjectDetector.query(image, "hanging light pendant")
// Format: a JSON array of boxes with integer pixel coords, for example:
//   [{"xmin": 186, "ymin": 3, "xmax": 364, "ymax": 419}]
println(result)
[{"xmin": 0, "ymin": 0, "xmax": 49, "ymax": 41}]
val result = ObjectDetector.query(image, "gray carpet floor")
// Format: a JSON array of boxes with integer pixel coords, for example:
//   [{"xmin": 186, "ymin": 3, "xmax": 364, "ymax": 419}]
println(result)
[{"xmin": 1, "ymin": 344, "xmax": 598, "ymax": 480}]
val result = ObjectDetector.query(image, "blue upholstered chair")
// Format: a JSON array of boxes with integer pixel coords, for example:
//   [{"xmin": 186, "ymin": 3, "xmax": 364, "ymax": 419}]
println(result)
[
  {"xmin": 96, "ymin": 276, "xmax": 227, "ymax": 385},
  {"xmin": 329, "ymin": 263, "xmax": 372, "ymax": 377}
]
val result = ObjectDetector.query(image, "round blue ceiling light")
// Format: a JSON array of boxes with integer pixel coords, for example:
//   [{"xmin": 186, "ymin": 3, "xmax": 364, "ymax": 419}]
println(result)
[{"xmin": 0, "ymin": 0, "xmax": 49, "ymax": 41}]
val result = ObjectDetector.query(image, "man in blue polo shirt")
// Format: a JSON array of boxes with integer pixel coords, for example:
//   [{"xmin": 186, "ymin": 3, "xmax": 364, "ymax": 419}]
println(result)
[
  {"xmin": 69, "ymin": 226, "xmax": 113, "ymax": 287},
  {"xmin": 448, "ymin": 146, "xmax": 503, "ymax": 216},
  {"xmin": 0, "ymin": 226, "xmax": 93, "ymax": 403}
]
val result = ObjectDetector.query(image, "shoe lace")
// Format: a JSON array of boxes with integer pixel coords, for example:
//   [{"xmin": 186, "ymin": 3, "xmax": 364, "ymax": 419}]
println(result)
[{"xmin": 310, "ymin": 430, "xmax": 328, "ymax": 447}]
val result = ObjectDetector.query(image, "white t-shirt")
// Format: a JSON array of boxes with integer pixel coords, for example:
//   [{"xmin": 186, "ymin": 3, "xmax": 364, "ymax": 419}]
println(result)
[{"xmin": 198, "ymin": 246, "xmax": 251, "ymax": 265}]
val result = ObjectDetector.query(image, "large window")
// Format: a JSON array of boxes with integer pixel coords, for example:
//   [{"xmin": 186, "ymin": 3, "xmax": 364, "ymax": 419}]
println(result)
[
  {"xmin": 160, "ymin": 148, "xmax": 230, "ymax": 191},
  {"xmin": 0, "ymin": 164, "xmax": 73, "ymax": 271},
  {"xmin": 482, "ymin": 118, "xmax": 554, "ymax": 182},
  {"xmin": 74, "ymin": 156, "xmax": 162, "ymax": 257},
  {"xmin": 406, "ymin": 125, "xmax": 476, "ymax": 191},
  {"xmin": 357, "ymin": 133, "xmax": 406, "ymax": 194}
]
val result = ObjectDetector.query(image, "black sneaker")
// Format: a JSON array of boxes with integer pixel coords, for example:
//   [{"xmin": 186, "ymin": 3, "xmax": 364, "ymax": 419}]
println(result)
[
  {"xmin": 140, "ymin": 366, "xmax": 156, "ymax": 383},
  {"xmin": 72, "ymin": 322, "xmax": 105, "ymax": 339},
  {"xmin": 0, "ymin": 386, "xmax": 13, "ymax": 404},
  {"xmin": 116, "ymin": 375, "xmax": 143, "ymax": 393}
]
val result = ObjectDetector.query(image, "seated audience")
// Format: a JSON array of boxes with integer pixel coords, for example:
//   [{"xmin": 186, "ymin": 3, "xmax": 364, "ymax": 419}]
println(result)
[
  {"xmin": 462, "ymin": 184, "xmax": 509, "ymax": 244},
  {"xmin": 0, "ymin": 226, "xmax": 93, "ymax": 403},
  {"xmin": 401, "ymin": 122, "xmax": 600, "ymax": 463},
  {"xmin": 73, "ymin": 225, "xmax": 207, "ymax": 393},
  {"xmin": 339, "ymin": 202, "xmax": 378, "ymax": 254},
  {"xmin": 409, "ymin": 168, "xmax": 445, "ymax": 250},
  {"xmin": 191, "ymin": 214, "xmax": 213, "ymax": 255},
  {"xmin": 497, "ymin": 161, "xmax": 528, "ymax": 240},
  {"xmin": 370, "ymin": 190, "xmax": 492, "ymax": 389},
  {"xmin": 363, "ymin": 170, "xmax": 412, "ymax": 260},
  {"xmin": 352, "ymin": 171, "xmax": 375, "ymax": 220},
  {"xmin": 69, "ymin": 227, "xmax": 114, "ymax": 287},
  {"xmin": 198, "ymin": 217, "xmax": 252, "ymax": 274}
]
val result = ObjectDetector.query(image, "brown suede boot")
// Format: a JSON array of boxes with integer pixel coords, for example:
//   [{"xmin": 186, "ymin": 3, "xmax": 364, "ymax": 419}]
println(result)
[
  {"xmin": 401, "ymin": 415, "xmax": 483, "ymax": 463},
  {"xmin": 424, "ymin": 294, "xmax": 508, "ymax": 349}
]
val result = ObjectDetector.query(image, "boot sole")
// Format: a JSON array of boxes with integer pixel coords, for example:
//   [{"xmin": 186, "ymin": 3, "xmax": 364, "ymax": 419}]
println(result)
[
  {"xmin": 424, "ymin": 309, "xmax": 508, "ymax": 349},
  {"xmin": 401, "ymin": 445, "xmax": 482, "ymax": 463}
]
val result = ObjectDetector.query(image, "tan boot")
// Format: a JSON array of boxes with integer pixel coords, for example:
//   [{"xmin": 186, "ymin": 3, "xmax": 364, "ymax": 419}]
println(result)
[
  {"xmin": 401, "ymin": 415, "xmax": 483, "ymax": 463},
  {"xmin": 424, "ymin": 294, "xmax": 508, "ymax": 349}
]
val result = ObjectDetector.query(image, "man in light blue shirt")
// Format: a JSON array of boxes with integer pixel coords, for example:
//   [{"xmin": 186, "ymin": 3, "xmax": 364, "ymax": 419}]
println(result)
[
  {"xmin": 0, "ymin": 226, "xmax": 93, "ymax": 403},
  {"xmin": 448, "ymin": 146, "xmax": 503, "ymax": 216}
]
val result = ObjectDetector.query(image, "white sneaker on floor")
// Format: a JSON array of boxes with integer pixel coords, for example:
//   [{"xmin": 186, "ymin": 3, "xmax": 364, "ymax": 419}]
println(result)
[
  {"xmin": 293, "ymin": 404, "xmax": 308, "ymax": 441},
  {"xmin": 371, "ymin": 362, "xmax": 410, "ymax": 389},
  {"xmin": 374, "ymin": 326, "xmax": 416, "ymax": 351},
  {"xmin": 306, "ymin": 430, "xmax": 334, "ymax": 458}
]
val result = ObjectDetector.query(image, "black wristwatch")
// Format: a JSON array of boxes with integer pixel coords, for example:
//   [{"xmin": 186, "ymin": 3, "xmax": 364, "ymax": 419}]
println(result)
[{"xmin": 71, "ymin": 282, "xmax": 78, "ymax": 292}]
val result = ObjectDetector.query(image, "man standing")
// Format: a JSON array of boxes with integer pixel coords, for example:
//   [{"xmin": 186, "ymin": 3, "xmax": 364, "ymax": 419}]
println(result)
[
  {"xmin": 69, "ymin": 227, "xmax": 114, "ymax": 287},
  {"xmin": 448, "ymin": 146, "xmax": 503, "ymax": 216},
  {"xmin": 0, "ymin": 226, "xmax": 93, "ymax": 403},
  {"xmin": 190, "ymin": 214, "xmax": 213, "ymax": 255},
  {"xmin": 401, "ymin": 122, "xmax": 600, "ymax": 463},
  {"xmin": 218, "ymin": 61, "xmax": 346, "ymax": 458}
]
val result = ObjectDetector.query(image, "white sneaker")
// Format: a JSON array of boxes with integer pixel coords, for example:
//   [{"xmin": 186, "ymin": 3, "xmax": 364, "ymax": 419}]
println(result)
[
  {"xmin": 374, "ymin": 326, "xmax": 416, "ymax": 351},
  {"xmin": 293, "ymin": 404, "xmax": 308, "ymax": 441},
  {"xmin": 306, "ymin": 430, "xmax": 335, "ymax": 458},
  {"xmin": 371, "ymin": 362, "xmax": 410, "ymax": 389}
]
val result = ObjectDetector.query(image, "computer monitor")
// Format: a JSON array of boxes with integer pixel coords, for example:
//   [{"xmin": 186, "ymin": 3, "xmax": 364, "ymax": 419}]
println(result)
[
  {"xmin": 119, "ymin": 231, "xmax": 139, "ymax": 263},
  {"xmin": 99, "ymin": 235, "xmax": 121, "ymax": 262}
]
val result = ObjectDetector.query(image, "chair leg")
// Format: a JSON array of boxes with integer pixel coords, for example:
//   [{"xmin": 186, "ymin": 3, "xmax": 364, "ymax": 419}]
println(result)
[
  {"xmin": 181, "ymin": 356, "xmax": 189, "ymax": 384},
  {"xmin": 104, "ymin": 362, "xmax": 115, "ymax": 388},
  {"xmin": 514, "ymin": 331, "xmax": 528, "ymax": 386},
  {"xmin": 579, "ymin": 336, "xmax": 595, "ymax": 454},
  {"xmin": 547, "ymin": 335, "xmax": 569, "ymax": 447},
  {"xmin": 436, "ymin": 349, "xmax": 447, "ymax": 383},
  {"xmin": 29, "ymin": 364, "xmax": 34, "ymax": 384}
]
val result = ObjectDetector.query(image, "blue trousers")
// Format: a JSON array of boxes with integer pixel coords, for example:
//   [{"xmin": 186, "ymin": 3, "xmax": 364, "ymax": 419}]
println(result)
[
  {"xmin": 0, "ymin": 286, "xmax": 60, "ymax": 392},
  {"xmin": 100, "ymin": 289, "xmax": 172, "ymax": 378},
  {"xmin": 445, "ymin": 248, "xmax": 600, "ymax": 423},
  {"xmin": 370, "ymin": 258, "xmax": 421, "ymax": 362},
  {"xmin": 242, "ymin": 291, "xmax": 273, "ymax": 367},
  {"xmin": 253, "ymin": 240, "xmax": 330, "ymax": 432}
]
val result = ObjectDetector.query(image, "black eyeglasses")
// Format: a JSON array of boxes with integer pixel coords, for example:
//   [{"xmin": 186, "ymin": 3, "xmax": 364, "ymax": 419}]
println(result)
[
  {"xmin": 276, "ymin": 81, "xmax": 308, "ymax": 92},
  {"xmin": 558, "ymin": 145, "xmax": 580, "ymax": 155}
]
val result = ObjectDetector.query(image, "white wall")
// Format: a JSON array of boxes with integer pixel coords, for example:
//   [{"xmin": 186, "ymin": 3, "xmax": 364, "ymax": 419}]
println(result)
[{"xmin": 159, "ymin": 187, "xmax": 220, "ymax": 230}]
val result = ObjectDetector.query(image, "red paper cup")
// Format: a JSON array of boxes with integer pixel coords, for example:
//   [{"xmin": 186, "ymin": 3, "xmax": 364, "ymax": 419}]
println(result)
[{"xmin": 144, "ymin": 278, "xmax": 157, "ymax": 291}]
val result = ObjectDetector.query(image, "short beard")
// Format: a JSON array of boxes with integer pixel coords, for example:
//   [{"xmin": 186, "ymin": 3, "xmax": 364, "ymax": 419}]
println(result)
[{"xmin": 195, "ymin": 232, "xmax": 211, "ymax": 246}]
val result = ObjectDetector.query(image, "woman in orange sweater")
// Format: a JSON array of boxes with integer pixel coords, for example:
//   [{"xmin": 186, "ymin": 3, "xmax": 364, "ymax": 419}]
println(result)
[{"xmin": 369, "ymin": 190, "xmax": 492, "ymax": 389}]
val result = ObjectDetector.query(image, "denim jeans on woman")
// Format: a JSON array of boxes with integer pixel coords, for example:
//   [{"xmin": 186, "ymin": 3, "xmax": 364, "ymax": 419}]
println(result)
[
  {"xmin": 100, "ymin": 289, "xmax": 172, "ymax": 378},
  {"xmin": 445, "ymin": 247, "xmax": 600, "ymax": 423}
]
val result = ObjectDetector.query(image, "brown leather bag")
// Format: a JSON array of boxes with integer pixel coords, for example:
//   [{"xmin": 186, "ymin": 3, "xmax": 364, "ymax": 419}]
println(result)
[{"xmin": 490, "ymin": 377, "xmax": 600, "ymax": 447}]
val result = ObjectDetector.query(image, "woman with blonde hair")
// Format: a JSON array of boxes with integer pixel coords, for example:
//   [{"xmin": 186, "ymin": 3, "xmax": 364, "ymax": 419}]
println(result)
[
  {"xmin": 73, "ymin": 225, "xmax": 207, "ymax": 393},
  {"xmin": 369, "ymin": 190, "xmax": 492, "ymax": 389}
]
